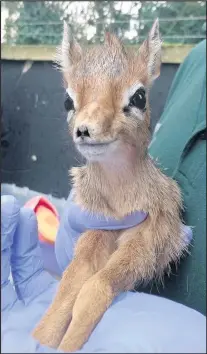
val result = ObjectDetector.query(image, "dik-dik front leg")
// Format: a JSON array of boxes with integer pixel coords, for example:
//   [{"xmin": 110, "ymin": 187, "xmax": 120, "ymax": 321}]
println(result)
[
  {"xmin": 33, "ymin": 230, "xmax": 117, "ymax": 349},
  {"xmin": 59, "ymin": 217, "xmax": 186, "ymax": 352},
  {"xmin": 58, "ymin": 222, "xmax": 157, "ymax": 352}
]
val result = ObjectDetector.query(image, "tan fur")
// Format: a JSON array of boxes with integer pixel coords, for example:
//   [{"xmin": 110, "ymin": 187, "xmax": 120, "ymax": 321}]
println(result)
[{"xmin": 33, "ymin": 19, "xmax": 189, "ymax": 352}]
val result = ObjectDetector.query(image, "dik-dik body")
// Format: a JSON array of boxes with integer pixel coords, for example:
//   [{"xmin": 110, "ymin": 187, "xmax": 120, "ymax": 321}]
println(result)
[{"xmin": 33, "ymin": 19, "xmax": 190, "ymax": 351}]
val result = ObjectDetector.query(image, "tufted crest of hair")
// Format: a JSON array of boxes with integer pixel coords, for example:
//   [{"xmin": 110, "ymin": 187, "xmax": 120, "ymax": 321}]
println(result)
[{"xmin": 55, "ymin": 19, "xmax": 162, "ymax": 85}]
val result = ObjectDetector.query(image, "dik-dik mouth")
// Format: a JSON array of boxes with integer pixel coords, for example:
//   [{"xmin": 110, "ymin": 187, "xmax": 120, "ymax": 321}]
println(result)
[{"xmin": 76, "ymin": 139, "xmax": 118, "ymax": 160}]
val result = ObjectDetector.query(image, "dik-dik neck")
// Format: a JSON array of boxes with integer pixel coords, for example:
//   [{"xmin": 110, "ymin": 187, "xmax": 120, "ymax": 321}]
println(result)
[
  {"xmin": 71, "ymin": 150, "xmax": 162, "ymax": 218},
  {"xmin": 93, "ymin": 157, "xmax": 146, "ymax": 190}
]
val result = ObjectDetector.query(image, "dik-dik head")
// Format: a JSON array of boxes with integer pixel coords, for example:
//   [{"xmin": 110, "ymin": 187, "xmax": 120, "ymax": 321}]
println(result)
[{"xmin": 57, "ymin": 19, "xmax": 162, "ymax": 162}]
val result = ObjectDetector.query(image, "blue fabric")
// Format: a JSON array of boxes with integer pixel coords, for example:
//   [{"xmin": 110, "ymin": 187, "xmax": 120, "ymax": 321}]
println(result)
[{"xmin": 2, "ymin": 195, "xmax": 205, "ymax": 353}]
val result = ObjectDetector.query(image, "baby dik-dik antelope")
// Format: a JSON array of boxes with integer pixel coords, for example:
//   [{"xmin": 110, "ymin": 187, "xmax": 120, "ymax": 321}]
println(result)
[{"xmin": 33, "ymin": 19, "xmax": 192, "ymax": 352}]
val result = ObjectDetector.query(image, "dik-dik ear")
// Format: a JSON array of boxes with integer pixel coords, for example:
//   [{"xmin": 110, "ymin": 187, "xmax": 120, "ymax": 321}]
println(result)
[
  {"xmin": 139, "ymin": 18, "xmax": 162, "ymax": 82},
  {"xmin": 56, "ymin": 21, "xmax": 82, "ymax": 72}
]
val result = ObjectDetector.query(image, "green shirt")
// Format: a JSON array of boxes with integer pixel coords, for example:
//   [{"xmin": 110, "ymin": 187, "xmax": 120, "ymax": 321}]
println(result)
[{"xmin": 146, "ymin": 40, "xmax": 206, "ymax": 315}]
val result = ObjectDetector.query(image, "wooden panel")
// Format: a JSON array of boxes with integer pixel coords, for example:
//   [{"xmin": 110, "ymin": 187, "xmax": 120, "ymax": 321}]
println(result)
[{"xmin": 1, "ymin": 44, "xmax": 195, "ymax": 63}]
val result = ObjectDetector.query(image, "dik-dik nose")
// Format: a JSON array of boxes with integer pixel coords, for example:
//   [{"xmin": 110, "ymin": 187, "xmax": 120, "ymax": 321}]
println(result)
[{"xmin": 76, "ymin": 125, "xmax": 90, "ymax": 139}]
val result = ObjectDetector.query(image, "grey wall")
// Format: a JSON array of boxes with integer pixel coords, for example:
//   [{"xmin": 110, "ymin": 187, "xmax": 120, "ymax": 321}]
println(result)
[{"xmin": 1, "ymin": 60, "xmax": 179, "ymax": 199}]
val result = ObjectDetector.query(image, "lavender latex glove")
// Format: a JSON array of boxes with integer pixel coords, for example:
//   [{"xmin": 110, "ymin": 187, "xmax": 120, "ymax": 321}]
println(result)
[
  {"xmin": 1, "ymin": 195, "xmax": 206, "ymax": 353},
  {"xmin": 1, "ymin": 195, "xmax": 58, "ymax": 353}
]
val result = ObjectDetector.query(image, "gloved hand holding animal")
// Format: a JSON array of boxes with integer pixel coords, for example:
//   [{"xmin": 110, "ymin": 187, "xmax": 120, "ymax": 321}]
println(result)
[
  {"xmin": 32, "ymin": 19, "xmax": 194, "ymax": 352},
  {"xmin": 2, "ymin": 194, "xmax": 205, "ymax": 353}
]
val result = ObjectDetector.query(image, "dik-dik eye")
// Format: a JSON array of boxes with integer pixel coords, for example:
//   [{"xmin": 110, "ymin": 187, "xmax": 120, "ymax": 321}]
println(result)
[
  {"xmin": 64, "ymin": 92, "xmax": 74, "ymax": 112},
  {"xmin": 129, "ymin": 87, "xmax": 146, "ymax": 111}
]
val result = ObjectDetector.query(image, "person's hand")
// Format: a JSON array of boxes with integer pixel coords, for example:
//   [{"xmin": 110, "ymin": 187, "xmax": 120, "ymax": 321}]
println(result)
[
  {"xmin": 1, "ymin": 195, "xmax": 58, "ymax": 353},
  {"xmin": 2, "ymin": 195, "xmax": 206, "ymax": 353}
]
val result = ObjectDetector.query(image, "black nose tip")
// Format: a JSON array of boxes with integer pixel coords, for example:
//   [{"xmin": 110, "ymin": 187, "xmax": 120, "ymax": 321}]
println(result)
[{"xmin": 76, "ymin": 127, "xmax": 90, "ymax": 138}]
